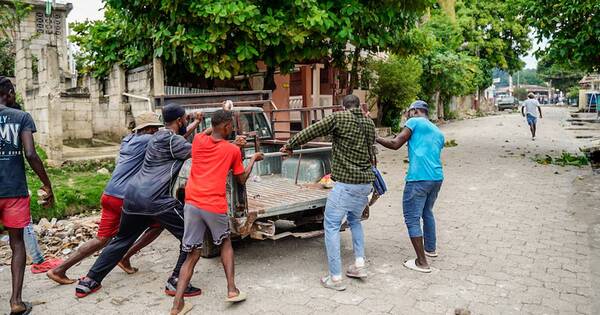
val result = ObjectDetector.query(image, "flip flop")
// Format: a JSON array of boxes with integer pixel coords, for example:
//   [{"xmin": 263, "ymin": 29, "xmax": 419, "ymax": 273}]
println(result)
[
  {"xmin": 10, "ymin": 301, "xmax": 32, "ymax": 315},
  {"xmin": 225, "ymin": 289, "xmax": 247, "ymax": 303},
  {"xmin": 173, "ymin": 303, "xmax": 194, "ymax": 315},
  {"xmin": 403, "ymin": 259, "xmax": 431, "ymax": 273}
]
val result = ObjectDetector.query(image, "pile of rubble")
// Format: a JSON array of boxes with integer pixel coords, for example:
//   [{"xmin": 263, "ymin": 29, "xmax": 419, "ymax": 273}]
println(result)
[{"xmin": 0, "ymin": 214, "xmax": 100, "ymax": 265}]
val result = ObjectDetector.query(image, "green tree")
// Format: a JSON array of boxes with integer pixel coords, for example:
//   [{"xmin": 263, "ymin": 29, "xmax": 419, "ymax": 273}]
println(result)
[
  {"xmin": 71, "ymin": 0, "xmax": 433, "ymax": 82},
  {"xmin": 514, "ymin": 69, "xmax": 546, "ymax": 86},
  {"xmin": 518, "ymin": 0, "xmax": 600, "ymax": 72},
  {"xmin": 456, "ymin": 0, "xmax": 531, "ymax": 94},
  {"xmin": 0, "ymin": 0, "xmax": 31, "ymax": 41},
  {"xmin": 335, "ymin": 0, "xmax": 433, "ymax": 93},
  {"xmin": 537, "ymin": 56, "xmax": 585, "ymax": 93},
  {"xmin": 367, "ymin": 55, "xmax": 422, "ymax": 128},
  {"xmin": 416, "ymin": 10, "xmax": 480, "ymax": 120},
  {"xmin": 0, "ymin": 38, "xmax": 14, "ymax": 76}
]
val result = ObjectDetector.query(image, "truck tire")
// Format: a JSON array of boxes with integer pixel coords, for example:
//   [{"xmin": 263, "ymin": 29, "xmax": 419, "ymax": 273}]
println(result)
[{"xmin": 200, "ymin": 230, "xmax": 221, "ymax": 258}]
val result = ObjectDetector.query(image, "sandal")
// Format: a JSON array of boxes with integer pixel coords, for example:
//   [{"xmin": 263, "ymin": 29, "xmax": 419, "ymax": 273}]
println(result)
[
  {"xmin": 75, "ymin": 277, "xmax": 102, "ymax": 298},
  {"xmin": 403, "ymin": 259, "xmax": 431, "ymax": 273},
  {"xmin": 172, "ymin": 303, "xmax": 194, "ymax": 315},
  {"xmin": 225, "ymin": 289, "xmax": 247, "ymax": 303},
  {"xmin": 10, "ymin": 301, "xmax": 32, "ymax": 315}
]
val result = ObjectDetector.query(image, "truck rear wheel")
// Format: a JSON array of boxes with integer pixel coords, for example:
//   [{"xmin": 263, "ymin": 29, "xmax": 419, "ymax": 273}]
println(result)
[{"xmin": 200, "ymin": 230, "xmax": 221, "ymax": 258}]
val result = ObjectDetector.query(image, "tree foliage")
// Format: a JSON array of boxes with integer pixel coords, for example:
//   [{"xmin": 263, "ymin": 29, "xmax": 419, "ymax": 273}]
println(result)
[
  {"xmin": 0, "ymin": 0, "xmax": 31, "ymax": 42},
  {"xmin": 0, "ymin": 39, "xmax": 14, "ymax": 76},
  {"xmin": 72, "ymin": 0, "xmax": 432, "ymax": 80},
  {"xmin": 537, "ymin": 56, "xmax": 585, "ymax": 93},
  {"xmin": 367, "ymin": 55, "xmax": 422, "ymax": 128},
  {"xmin": 518, "ymin": 0, "xmax": 600, "ymax": 72}
]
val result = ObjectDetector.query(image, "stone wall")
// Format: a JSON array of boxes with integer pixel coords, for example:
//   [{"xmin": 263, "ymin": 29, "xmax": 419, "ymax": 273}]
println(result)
[
  {"xmin": 126, "ymin": 65, "xmax": 153, "ymax": 117},
  {"xmin": 60, "ymin": 92, "xmax": 92, "ymax": 141}
]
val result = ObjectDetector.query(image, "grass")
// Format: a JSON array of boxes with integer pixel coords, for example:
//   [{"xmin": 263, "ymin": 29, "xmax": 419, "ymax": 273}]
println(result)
[
  {"xmin": 444, "ymin": 139, "xmax": 458, "ymax": 147},
  {"xmin": 25, "ymin": 150, "xmax": 113, "ymax": 221},
  {"xmin": 533, "ymin": 151, "xmax": 589, "ymax": 167}
]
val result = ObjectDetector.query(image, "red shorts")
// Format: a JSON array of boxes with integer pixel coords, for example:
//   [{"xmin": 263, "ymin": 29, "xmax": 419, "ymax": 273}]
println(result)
[
  {"xmin": 0, "ymin": 196, "xmax": 31, "ymax": 228},
  {"xmin": 97, "ymin": 194, "xmax": 124, "ymax": 238},
  {"xmin": 97, "ymin": 194, "xmax": 162, "ymax": 238}
]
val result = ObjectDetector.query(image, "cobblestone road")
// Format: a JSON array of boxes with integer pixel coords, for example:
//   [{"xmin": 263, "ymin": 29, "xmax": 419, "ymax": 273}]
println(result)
[{"xmin": 1, "ymin": 107, "xmax": 597, "ymax": 314}]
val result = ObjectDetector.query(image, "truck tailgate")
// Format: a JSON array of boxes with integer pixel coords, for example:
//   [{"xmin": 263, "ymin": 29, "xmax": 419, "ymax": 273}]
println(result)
[{"xmin": 246, "ymin": 175, "xmax": 329, "ymax": 217}]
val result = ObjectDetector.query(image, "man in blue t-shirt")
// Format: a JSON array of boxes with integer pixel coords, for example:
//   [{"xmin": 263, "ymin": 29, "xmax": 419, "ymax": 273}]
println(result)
[
  {"xmin": 0, "ymin": 77, "xmax": 54, "ymax": 314},
  {"xmin": 376, "ymin": 100, "xmax": 444, "ymax": 273}
]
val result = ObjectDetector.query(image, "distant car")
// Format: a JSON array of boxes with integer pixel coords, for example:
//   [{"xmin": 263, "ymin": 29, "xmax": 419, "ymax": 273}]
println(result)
[{"xmin": 497, "ymin": 96, "xmax": 519, "ymax": 111}]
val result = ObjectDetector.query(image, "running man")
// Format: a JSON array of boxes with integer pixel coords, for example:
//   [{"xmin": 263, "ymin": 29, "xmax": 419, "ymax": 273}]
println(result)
[
  {"xmin": 0, "ymin": 76, "xmax": 54, "ymax": 314},
  {"xmin": 170, "ymin": 110, "xmax": 263, "ymax": 314},
  {"xmin": 47, "ymin": 112, "xmax": 165, "ymax": 284},
  {"xmin": 521, "ymin": 93, "xmax": 543, "ymax": 140}
]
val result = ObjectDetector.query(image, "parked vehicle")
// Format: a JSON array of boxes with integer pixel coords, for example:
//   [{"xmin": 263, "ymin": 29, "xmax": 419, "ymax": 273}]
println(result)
[
  {"xmin": 171, "ymin": 106, "xmax": 370, "ymax": 257},
  {"xmin": 497, "ymin": 96, "xmax": 519, "ymax": 110}
]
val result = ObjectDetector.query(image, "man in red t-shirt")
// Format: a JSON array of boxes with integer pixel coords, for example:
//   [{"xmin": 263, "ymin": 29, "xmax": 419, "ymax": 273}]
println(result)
[{"xmin": 170, "ymin": 109, "xmax": 263, "ymax": 314}]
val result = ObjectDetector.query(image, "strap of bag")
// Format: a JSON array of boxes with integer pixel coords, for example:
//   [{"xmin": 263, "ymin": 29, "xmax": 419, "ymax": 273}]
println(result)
[{"xmin": 355, "ymin": 113, "xmax": 375, "ymax": 166}]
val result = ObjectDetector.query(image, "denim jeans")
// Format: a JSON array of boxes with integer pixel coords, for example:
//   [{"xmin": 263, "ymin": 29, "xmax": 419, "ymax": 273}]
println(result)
[
  {"xmin": 402, "ymin": 180, "xmax": 443, "ymax": 253},
  {"xmin": 24, "ymin": 220, "xmax": 45, "ymax": 264},
  {"xmin": 324, "ymin": 182, "xmax": 372, "ymax": 277}
]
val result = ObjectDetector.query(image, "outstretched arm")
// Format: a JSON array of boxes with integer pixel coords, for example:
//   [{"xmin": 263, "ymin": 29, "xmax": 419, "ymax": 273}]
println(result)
[
  {"xmin": 376, "ymin": 127, "xmax": 412, "ymax": 150},
  {"xmin": 280, "ymin": 115, "xmax": 335, "ymax": 154},
  {"xmin": 235, "ymin": 152, "xmax": 264, "ymax": 185},
  {"xmin": 21, "ymin": 131, "xmax": 54, "ymax": 207}
]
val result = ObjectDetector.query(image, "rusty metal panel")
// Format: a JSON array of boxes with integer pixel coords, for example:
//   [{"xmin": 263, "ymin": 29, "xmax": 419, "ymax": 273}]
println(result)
[{"xmin": 246, "ymin": 175, "xmax": 329, "ymax": 218}]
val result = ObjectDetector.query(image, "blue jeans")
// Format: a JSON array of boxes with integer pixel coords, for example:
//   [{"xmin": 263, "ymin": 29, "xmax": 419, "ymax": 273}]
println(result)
[
  {"xmin": 324, "ymin": 182, "xmax": 372, "ymax": 277},
  {"xmin": 402, "ymin": 180, "xmax": 443, "ymax": 252},
  {"xmin": 24, "ymin": 220, "xmax": 44, "ymax": 264}
]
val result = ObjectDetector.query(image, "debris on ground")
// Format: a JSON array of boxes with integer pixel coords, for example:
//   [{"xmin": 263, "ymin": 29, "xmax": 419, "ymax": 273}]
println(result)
[
  {"xmin": 445, "ymin": 139, "xmax": 458, "ymax": 147},
  {"xmin": 0, "ymin": 215, "xmax": 100, "ymax": 265}
]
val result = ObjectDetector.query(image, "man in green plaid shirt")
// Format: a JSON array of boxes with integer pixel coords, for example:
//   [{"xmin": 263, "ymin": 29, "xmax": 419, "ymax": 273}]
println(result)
[{"xmin": 281, "ymin": 95, "xmax": 375, "ymax": 290}]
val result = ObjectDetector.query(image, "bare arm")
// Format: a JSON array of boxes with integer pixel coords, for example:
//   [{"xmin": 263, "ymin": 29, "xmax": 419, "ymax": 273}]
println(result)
[
  {"xmin": 183, "ymin": 112, "xmax": 203, "ymax": 139},
  {"xmin": 521, "ymin": 106, "xmax": 525, "ymax": 117},
  {"xmin": 376, "ymin": 127, "xmax": 412, "ymax": 150},
  {"xmin": 235, "ymin": 152, "xmax": 264, "ymax": 185},
  {"xmin": 21, "ymin": 130, "xmax": 54, "ymax": 206},
  {"xmin": 538, "ymin": 106, "xmax": 543, "ymax": 118}
]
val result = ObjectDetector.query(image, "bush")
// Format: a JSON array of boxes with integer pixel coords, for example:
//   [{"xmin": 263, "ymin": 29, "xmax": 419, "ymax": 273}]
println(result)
[{"xmin": 367, "ymin": 55, "xmax": 422, "ymax": 127}]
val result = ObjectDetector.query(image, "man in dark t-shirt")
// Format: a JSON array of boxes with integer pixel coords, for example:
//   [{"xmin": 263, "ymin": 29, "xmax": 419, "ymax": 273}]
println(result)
[
  {"xmin": 0, "ymin": 77, "xmax": 54, "ymax": 314},
  {"xmin": 76, "ymin": 103, "xmax": 203, "ymax": 299}
]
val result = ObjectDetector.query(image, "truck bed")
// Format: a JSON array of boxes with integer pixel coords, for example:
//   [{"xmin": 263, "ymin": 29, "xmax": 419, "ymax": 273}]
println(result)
[{"xmin": 246, "ymin": 175, "xmax": 329, "ymax": 218}]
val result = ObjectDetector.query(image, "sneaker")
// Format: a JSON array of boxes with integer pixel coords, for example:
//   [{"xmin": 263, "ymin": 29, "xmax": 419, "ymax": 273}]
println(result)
[
  {"xmin": 346, "ymin": 264, "xmax": 367, "ymax": 279},
  {"xmin": 320, "ymin": 276, "xmax": 346, "ymax": 291},
  {"xmin": 165, "ymin": 276, "xmax": 202, "ymax": 297},
  {"xmin": 75, "ymin": 277, "xmax": 102, "ymax": 298},
  {"xmin": 31, "ymin": 258, "xmax": 63, "ymax": 274}
]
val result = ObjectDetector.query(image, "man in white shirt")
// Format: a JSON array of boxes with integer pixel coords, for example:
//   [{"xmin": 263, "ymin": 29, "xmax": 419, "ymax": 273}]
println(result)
[{"xmin": 521, "ymin": 93, "xmax": 543, "ymax": 140}]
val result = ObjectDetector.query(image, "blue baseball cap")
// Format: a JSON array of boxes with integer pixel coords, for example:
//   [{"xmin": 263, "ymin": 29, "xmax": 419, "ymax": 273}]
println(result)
[{"xmin": 408, "ymin": 100, "xmax": 429, "ymax": 112}]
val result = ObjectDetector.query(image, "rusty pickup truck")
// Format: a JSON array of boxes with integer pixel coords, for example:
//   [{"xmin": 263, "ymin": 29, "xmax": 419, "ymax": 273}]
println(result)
[{"xmin": 172, "ymin": 106, "xmax": 353, "ymax": 257}]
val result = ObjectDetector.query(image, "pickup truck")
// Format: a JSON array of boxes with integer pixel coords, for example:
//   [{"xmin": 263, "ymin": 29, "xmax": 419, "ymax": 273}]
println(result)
[
  {"xmin": 172, "ymin": 106, "xmax": 366, "ymax": 257},
  {"xmin": 496, "ymin": 96, "xmax": 519, "ymax": 111}
]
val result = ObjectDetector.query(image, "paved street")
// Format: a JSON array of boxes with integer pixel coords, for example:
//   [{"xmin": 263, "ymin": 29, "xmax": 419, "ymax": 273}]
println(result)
[{"xmin": 1, "ymin": 107, "xmax": 597, "ymax": 315}]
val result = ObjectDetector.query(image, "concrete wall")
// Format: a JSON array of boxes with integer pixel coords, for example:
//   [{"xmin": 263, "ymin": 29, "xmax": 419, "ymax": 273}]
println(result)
[
  {"xmin": 126, "ymin": 65, "xmax": 153, "ymax": 117},
  {"xmin": 61, "ymin": 93, "xmax": 92, "ymax": 140}
]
